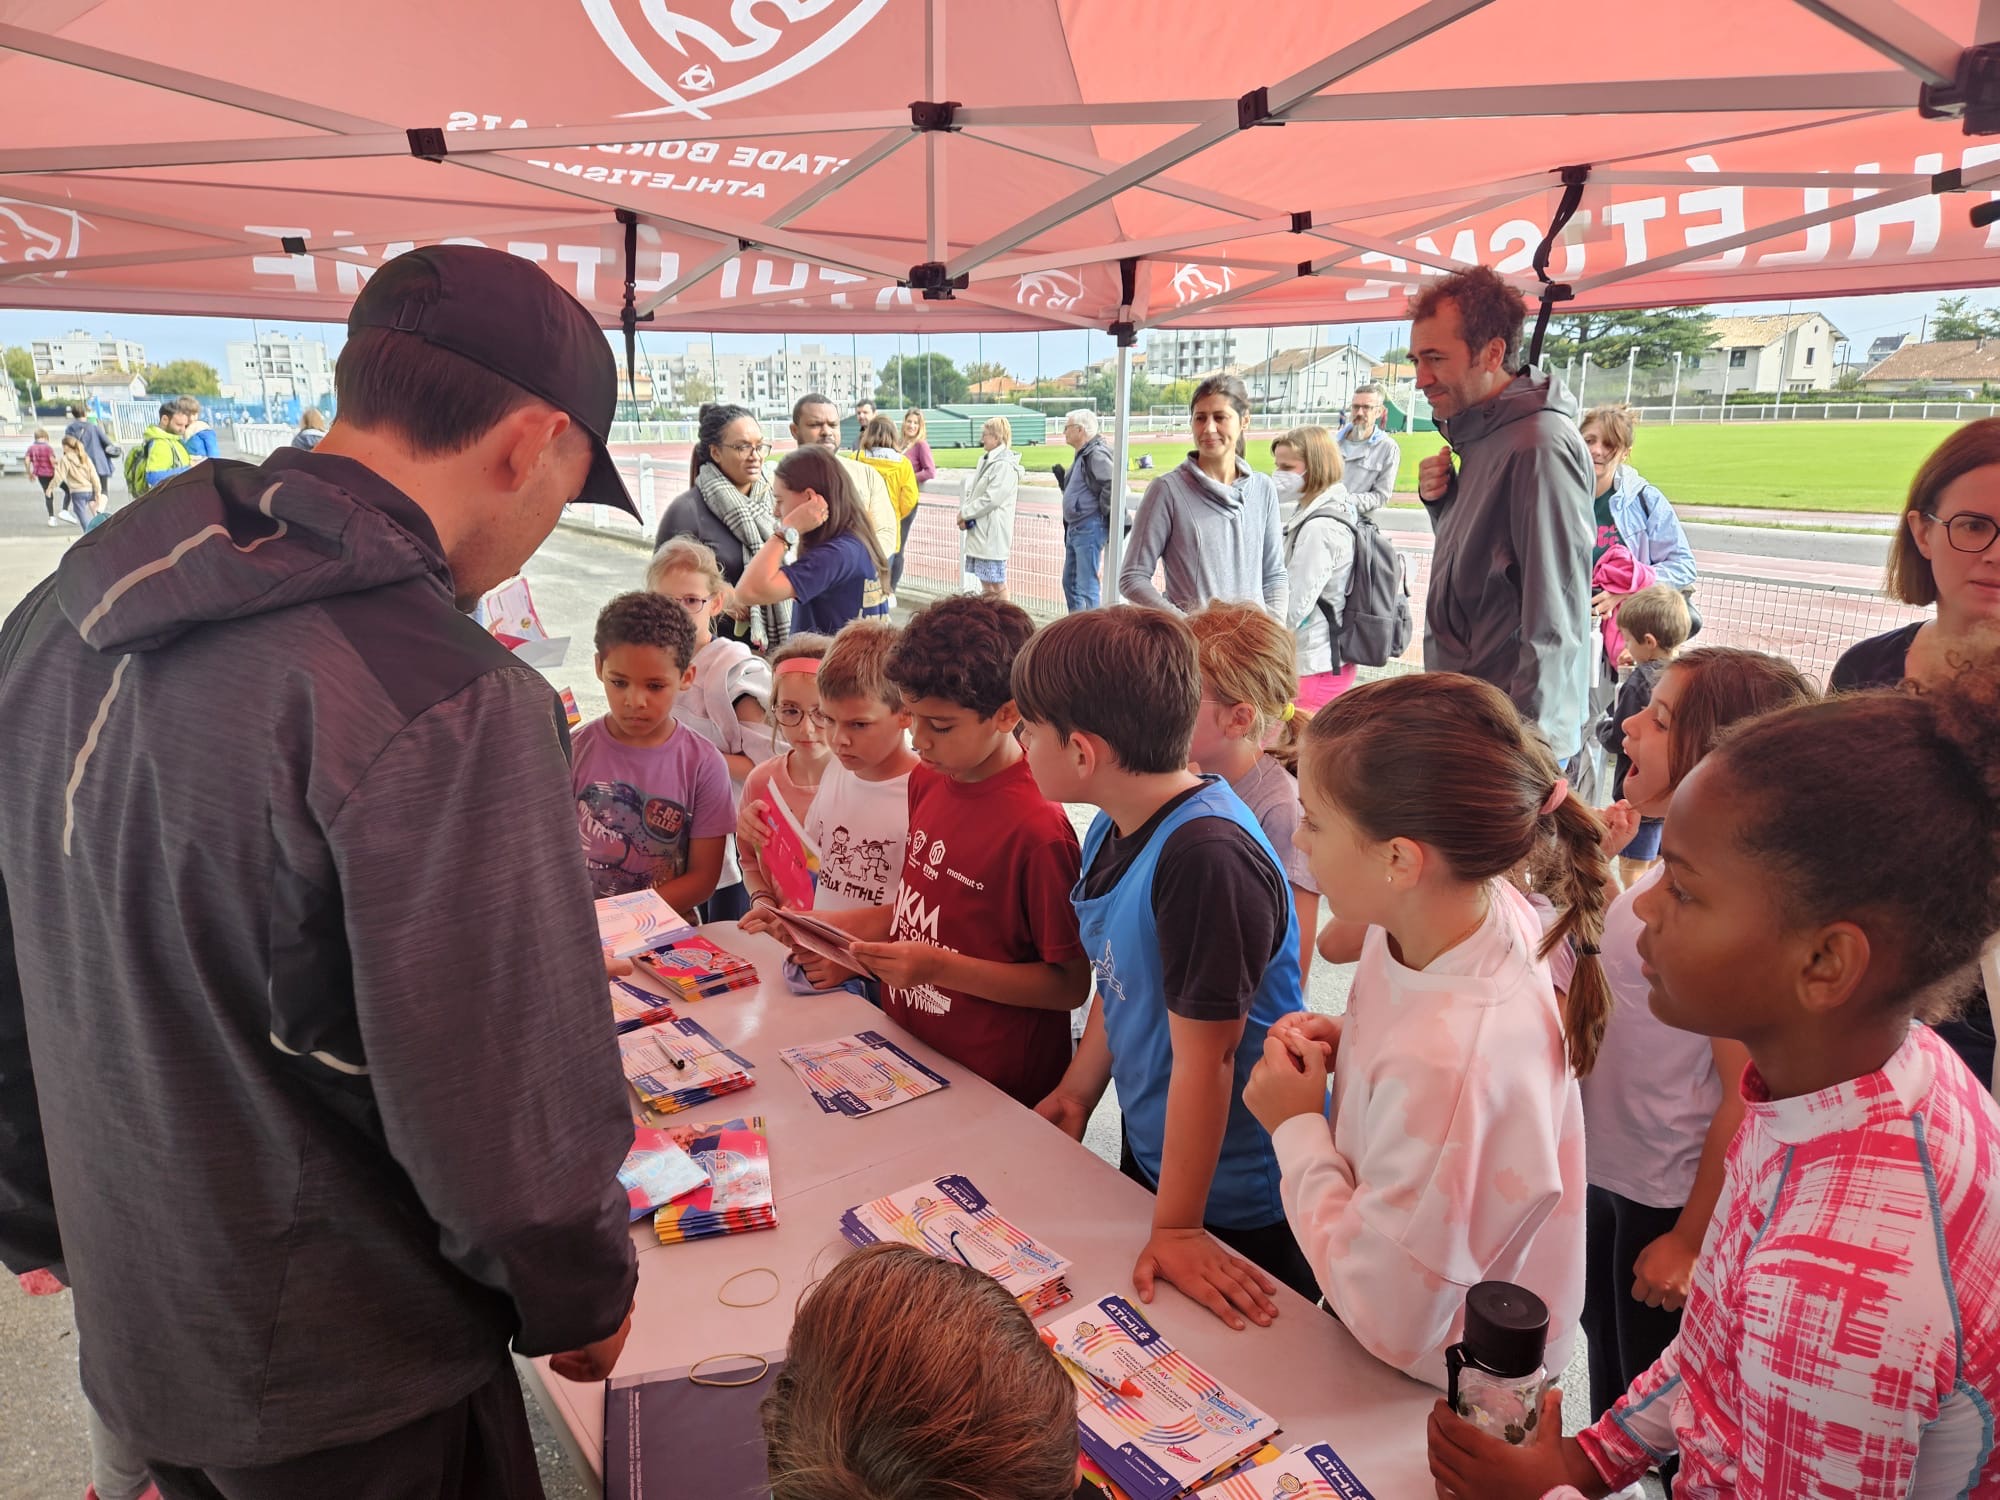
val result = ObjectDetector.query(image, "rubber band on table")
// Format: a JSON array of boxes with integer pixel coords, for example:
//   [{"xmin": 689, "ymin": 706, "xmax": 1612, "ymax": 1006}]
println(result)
[
  {"xmin": 718, "ymin": 1266, "xmax": 781, "ymax": 1308},
  {"xmin": 687, "ymin": 1352, "xmax": 771, "ymax": 1388}
]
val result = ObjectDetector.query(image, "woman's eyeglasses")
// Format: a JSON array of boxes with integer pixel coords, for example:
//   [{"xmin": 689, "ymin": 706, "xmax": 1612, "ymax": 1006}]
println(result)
[
  {"xmin": 1925, "ymin": 511, "xmax": 2000, "ymax": 554},
  {"xmin": 719, "ymin": 440, "xmax": 771, "ymax": 458}
]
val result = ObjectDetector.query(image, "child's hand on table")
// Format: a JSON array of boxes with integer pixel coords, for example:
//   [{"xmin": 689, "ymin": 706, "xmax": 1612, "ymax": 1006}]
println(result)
[
  {"xmin": 792, "ymin": 949, "xmax": 857, "ymax": 990},
  {"xmin": 739, "ymin": 894, "xmax": 786, "ymax": 938},
  {"xmin": 1243, "ymin": 1031, "xmax": 1331, "ymax": 1136},
  {"xmin": 1134, "ymin": 1228, "xmax": 1279, "ymax": 1331},
  {"xmin": 846, "ymin": 939, "xmax": 940, "ymax": 990},
  {"xmin": 1033, "ymin": 1090, "xmax": 1092, "ymax": 1142}
]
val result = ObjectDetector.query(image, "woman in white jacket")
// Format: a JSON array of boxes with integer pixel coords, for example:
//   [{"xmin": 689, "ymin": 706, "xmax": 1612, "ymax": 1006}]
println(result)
[
  {"xmin": 959, "ymin": 416, "xmax": 1021, "ymax": 600},
  {"xmin": 1277, "ymin": 424, "xmax": 1360, "ymax": 712}
]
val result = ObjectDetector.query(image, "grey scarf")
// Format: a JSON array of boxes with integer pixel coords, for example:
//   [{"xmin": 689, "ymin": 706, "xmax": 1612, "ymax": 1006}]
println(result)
[{"xmin": 695, "ymin": 462, "xmax": 786, "ymax": 647}]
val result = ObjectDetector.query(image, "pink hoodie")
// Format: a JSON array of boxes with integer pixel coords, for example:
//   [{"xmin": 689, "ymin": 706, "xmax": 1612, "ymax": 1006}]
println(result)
[{"xmin": 1592, "ymin": 542, "xmax": 1656, "ymax": 660}]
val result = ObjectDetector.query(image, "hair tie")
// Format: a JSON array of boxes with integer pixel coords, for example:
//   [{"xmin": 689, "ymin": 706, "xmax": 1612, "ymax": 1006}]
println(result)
[
  {"xmin": 1282, "ymin": 702, "xmax": 1297, "ymax": 723},
  {"xmin": 1539, "ymin": 777, "xmax": 1569, "ymax": 817},
  {"xmin": 1577, "ymin": 943, "xmax": 1601, "ymax": 956}
]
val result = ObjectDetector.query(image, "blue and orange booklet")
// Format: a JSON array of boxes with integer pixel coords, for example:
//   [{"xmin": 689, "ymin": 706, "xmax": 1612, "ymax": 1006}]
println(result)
[{"xmin": 839, "ymin": 1173, "xmax": 1073, "ymax": 1316}]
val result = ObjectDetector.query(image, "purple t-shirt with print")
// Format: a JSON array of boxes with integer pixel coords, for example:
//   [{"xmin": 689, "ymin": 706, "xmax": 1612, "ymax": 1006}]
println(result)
[{"xmin": 571, "ymin": 716, "xmax": 734, "ymax": 897}]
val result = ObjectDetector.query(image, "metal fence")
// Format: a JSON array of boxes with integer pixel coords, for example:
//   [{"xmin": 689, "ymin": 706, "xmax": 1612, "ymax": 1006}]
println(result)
[{"xmin": 1631, "ymin": 401, "xmax": 2000, "ymax": 424}]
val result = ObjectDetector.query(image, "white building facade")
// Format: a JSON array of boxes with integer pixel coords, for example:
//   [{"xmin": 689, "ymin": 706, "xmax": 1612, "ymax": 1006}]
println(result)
[
  {"xmin": 1685, "ymin": 313, "xmax": 1843, "ymax": 395},
  {"xmin": 30, "ymin": 330, "xmax": 146, "ymax": 378},
  {"xmin": 224, "ymin": 334, "xmax": 333, "ymax": 407}
]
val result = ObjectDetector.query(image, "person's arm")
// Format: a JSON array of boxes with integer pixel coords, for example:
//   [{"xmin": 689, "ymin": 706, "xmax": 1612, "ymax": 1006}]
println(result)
[
  {"xmin": 722, "ymin": 698, "xmax": 766, "ymax": 783},
  {"xmin": 734, "ymin": 531, "xmax": 799, "ymax": 607},
  {"xmin": 653, "ymin": 835, "xmax": 724, "ymax": 912},
  {"xmin": 333, "ymin": 668, "xmax": 637, "ymax": 1358},
  {"xmin": 1036, "ymin": 990, "xmax": 1113, "ymax": 1139},
  {"xmin": 1630, "ymin": 1038, "xmax": 1748, "ymax": 1311},
  {"xmin": 1261, "ymin": 488, "xmax": 1289, "ymax": 620},
  {"xmin": 1506, "ymin": 438, "xmax": 1596, "ymax": 753},
  {"xmin": 1641, "ymin": 486, "xmax": 1698, "ymax": 592},
  {"xmin": 1292, "ymin": 885, "xmax": 1318, "ymax": 982},
  {"xmin": 0, "ymin": 862, "xmax": 62, "ymax": 1280},
  {"xmin": 1284, "ymin": 515, "xmax": 1340, "ymax": 635},
  {"xmin": 1118, "ymin": 481, "xmax": 1176, "ymax": 611},
  {"xmin": 908, "ymin": 440, "xmax": 936, "ymax": 484},
  {"xmin": 1357, "ymin": 441, "xmax": 1398, "ymax": 515},
  {"xmin": 1317, "ymin": 916, "xmax": 1367, "ymax": 964},
  {"xmin": 1598, "ymin": 672, "xmax": 1643, "ymax": 754},
  {"xmin": 960, "ymin": 470, "xmax": 1004, "ymax": 524}
]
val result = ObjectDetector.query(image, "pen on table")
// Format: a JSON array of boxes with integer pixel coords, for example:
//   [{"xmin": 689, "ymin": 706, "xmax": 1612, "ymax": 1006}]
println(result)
[{"xmin": 1040, "ymin": 1330, "xmax": 1143, "ymax": 1398}]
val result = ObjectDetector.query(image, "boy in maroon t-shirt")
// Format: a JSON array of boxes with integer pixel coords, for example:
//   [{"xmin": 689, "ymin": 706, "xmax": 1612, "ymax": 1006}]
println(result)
[{"xmin": 827, "ymin": 595, "xmax": 1091, "ymax": 1106}]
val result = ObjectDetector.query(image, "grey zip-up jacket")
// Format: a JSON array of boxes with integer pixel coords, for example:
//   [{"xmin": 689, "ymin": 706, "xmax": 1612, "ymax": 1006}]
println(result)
[
  {"xmin": 1423, "ymin": 370, "xmax": 1595, "ymax": 759},
  {"xmin": 0, "ymin": 449, "xmax": 637, "ymax": 1467},
  {"xmin": 1120, "ymin": 454, "xmax": 1288, "ymax": 619}
]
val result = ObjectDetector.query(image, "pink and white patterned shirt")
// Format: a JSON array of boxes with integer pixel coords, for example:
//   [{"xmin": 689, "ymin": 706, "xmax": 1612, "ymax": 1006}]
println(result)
[{"xmin": 1555, "ymin": 1023, "xmax": 2000, "ymax": 1499}]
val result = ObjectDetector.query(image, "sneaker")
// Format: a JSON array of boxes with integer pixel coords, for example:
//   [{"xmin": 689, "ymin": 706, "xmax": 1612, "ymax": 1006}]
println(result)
[{"xmin": 46, "ymin": 514, "xmax": 60, "ymax": 526}]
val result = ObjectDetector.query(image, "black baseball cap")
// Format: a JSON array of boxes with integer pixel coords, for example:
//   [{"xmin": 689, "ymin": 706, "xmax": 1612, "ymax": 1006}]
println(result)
[{"xmin": 347, "ymin": 244, "xmax": 639, "ymax": 518}]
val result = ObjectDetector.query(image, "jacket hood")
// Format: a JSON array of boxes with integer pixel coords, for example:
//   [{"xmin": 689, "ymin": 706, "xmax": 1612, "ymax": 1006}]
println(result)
[
  {"xmin": 1437, "ymin": 367, "xmax": 1578, "ymax": 449},
  {"xmin": 1610, "ymin": 462, "xmax": 1654, "ymax": 501},
  {"xmin": 55, "ymin": 448, "xmax": 452, "ymax": 656},
  {"xmin": 981, "ymin": 444, "xmax": 1023, "ymax": 471},
  {"xmin": 1168, "ymin": 453, "xmax": 1259, "ymax": 513}
]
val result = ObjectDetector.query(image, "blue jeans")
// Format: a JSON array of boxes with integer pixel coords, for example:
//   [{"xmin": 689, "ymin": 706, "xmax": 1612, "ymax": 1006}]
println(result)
[{"xmin": 1062, "ymin": 517, "xmax": 1106, "ymax": 612}]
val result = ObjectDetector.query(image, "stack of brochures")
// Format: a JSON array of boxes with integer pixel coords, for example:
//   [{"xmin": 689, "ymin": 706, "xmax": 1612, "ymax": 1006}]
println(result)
[
  {"xmin": 611, "ymin": 979, "xmax": 677, "ymax": 1034},
  {"xmin": 653, "ymin": 1115, "xmax": 777, "ymax": 1245},
  {"xmin": 1045, "ymin": 1295, "xmax": 1281, "ymax": 1500},
  {"xmin": 778, "ymin": 1032, "xmax": 950, "ymax": 1117},
  {"xmin": 595, "ymin": 890, "xmax": 698, "ymax": 960},
  {"xmin": 617, "ymin": 1128, "xmax": 711, "ymax": 1221},
  {"xmin": 618, "ymin": 1013, "xmax": 755, "ymax": 1115},
  {"xmin": 636, "ymin": 934, "xmax": 759, "ymax": 1000},
  {"xmin": 839, "ymin": 1173, "xmax": 1073, "ymax": 1317},
  {"xmin": 1192, "ymin": 1442, "xmax": 1377, "ymax": 1499}
]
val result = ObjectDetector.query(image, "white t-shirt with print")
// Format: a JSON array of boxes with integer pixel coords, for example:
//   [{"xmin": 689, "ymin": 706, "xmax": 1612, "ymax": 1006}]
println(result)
[{"xmin": 803, "ymin": 760, "xmax": 911, "ymax": 912}]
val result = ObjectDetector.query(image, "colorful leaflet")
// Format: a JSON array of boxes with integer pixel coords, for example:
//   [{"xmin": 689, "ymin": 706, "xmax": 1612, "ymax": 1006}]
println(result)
[
  {"xmin": 778, "ymin": 1031, "xmax": 949, "ymax": 1116},
  {"xmin": 839, "ymin": 1173, "xmax": 1072, "ymax": 1314}
]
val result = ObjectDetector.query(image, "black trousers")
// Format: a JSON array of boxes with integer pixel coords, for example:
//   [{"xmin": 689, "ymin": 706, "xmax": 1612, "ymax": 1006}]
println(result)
[
  {"xmin": 148, "ymin": 1362, "xmax": 544, "ymax": 1500},
  {"xmin": 888, "ymin": 507, "xmax": 917, "ymax": 590},
  {"xmin": 1118, "ymin": 1125, "xmax": 1321, "ymax": 1303},
  {"xmin": 1583, "ymin": 1185, "xmax": 1684, "ymax": 1484}
]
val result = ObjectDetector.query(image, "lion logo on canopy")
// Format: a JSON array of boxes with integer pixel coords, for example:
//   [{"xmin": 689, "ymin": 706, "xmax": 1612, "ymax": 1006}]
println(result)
[
  {"xmin": 583, "ymin": 0, "xmax": 889, "ymax": 118},
  {"xmin": 0, "ymin": 199, "xmax": 87, "ymax": 278}
]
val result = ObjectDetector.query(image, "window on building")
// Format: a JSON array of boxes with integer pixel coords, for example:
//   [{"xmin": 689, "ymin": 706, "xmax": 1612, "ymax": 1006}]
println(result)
[
  {"xmin": 1729, "ymin": 349, "xmax": 1747, "ymax": 368},
  {"xmin": 1804, "ymin": 347, "xmax": 1815, "ymax": 366}
]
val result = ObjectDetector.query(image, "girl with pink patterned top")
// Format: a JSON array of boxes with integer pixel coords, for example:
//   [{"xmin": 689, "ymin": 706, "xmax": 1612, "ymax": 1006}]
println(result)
[
  {"xmin": 1242, "ymin": 671, "xmax": 1611, "ymax": 1388},
  {"xmin": 1428, "ymin": 662, "xmax": 2000, "ymax": 1500}
]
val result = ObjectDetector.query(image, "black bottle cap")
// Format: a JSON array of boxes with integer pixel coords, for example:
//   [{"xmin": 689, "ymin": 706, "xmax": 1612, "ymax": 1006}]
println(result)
[{"xmin": 1460, "ymin": 1281, "xmax": 1550, "ymax": 1379}]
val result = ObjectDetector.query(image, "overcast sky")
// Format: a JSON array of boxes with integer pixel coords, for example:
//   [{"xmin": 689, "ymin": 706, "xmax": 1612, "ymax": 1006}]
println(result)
[{"xmin": 3, "ymin": 286, "xmax": 1989, "ymax": 383}]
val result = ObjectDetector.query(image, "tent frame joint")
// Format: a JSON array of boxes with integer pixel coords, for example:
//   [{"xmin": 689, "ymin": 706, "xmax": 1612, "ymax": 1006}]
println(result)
[
  {"xmin": 906, "ymin": 262, "xmax": 968, "ymax": 299},
  {"xmin": 1109, "ymin": 321, "xmax": 1138, "ymax": 348},
  {"xmin": 406, "ymin": 127, "xmax": 448, "ymax": 162},
  {"xmin": 1291, "ymin": 209, "xmax": 1314, "ymax": 233},
  {"xmin": 910, "ymin": 100, "xmax": 961, "ymax": 132},
  {"xmin": 280, "ymin": 235, "xmax": 307, "ymax": 256},
  {"xmin": 1920, "ymin": 43, "xmax": 2000, "ymax": 133},
  {"xmin": 1236, "ymin": 86, "xmax": 1284, "ymax": 130}
]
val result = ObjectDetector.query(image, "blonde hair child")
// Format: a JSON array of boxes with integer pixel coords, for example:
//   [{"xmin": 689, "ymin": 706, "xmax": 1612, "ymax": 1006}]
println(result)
[
  {"xmin": 1185, "ymin": 601, "xmax": 1321, "ymax": 979},
  {"xmin": 737, "ymin": 633, "xmax": 834, "ymax": 909}
]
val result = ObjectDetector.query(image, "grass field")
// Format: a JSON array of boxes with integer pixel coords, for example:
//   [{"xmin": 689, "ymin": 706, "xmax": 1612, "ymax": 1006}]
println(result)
[{"xmin": 929, "ymin": 421, "xmax": 1957, "ymax": 514}]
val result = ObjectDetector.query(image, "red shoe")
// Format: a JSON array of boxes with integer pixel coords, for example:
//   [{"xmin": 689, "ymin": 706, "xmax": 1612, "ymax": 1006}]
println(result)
[
  {"xmin": 83, "ymin": 1487, "xmax": 161, "ymax": 1500},
  {"xmin": 16, "ymin": 1268, "xmax": 63, "ymax": 1296}
]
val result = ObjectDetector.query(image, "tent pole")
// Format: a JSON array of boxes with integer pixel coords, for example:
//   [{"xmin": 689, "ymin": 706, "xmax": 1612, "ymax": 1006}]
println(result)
[{"xmin": 1107, "ymin": 343, "xmax": 1134, "ymax": 605}]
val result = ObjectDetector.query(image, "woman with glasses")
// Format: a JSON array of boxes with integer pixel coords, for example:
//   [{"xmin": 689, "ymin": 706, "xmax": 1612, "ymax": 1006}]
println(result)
[
  {"xmin": 1832, "ymin": 416, "xmax": 2000, "ymax": 1091},
  {"xmin": 656, "ymin": 402, "xmax": 785, "ymax": 648}
]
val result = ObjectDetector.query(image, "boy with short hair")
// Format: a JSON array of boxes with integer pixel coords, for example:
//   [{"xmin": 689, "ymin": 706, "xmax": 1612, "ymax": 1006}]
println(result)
[
  {"xmin": 1013, "ymin": 606, "xmax": 1314, "ymax": 1329},
  {"xmin": 572, "ymin": 591, "xmax": 732, "ymax": 913},
  {"xmin": 804, "ymin": 595, "xmax": 1093, "ymax": 1107},
  {"xmin": 1597, "ymin": 582, "xmax": 1691, "ymax": 883},
  {"xmin": 741, "ymin": 621, "xmax": 916, "ymax": 980}
]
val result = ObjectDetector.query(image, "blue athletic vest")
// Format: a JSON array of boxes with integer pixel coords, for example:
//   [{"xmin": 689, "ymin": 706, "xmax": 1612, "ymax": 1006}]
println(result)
[{"xmin": 1075, "ymin": 777, "xmax": 1301, "ymax": 1230}]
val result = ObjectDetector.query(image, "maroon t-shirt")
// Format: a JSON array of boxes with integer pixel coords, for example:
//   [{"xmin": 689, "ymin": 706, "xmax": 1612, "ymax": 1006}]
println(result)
[{"xmin": 880, "ymin": 759, "xmax": 1085, "ymax": 1107}]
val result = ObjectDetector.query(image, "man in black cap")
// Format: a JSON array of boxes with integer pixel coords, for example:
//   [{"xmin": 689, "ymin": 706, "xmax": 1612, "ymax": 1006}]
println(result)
[{"xmin": 0, "ymin": 246, "xmax": 640, "ymax": 1499}]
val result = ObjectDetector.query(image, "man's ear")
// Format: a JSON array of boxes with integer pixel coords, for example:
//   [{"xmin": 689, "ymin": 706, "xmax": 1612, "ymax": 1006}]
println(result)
[{"xmin": 494, "ymin": 405, "xmax": 572, "ymax": 491}]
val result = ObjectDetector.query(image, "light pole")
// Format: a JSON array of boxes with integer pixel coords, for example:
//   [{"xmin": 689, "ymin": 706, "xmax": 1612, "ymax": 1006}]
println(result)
[
  {"xmin": 1624, "ymin": 346, "xmax": 1636, "ymax": 405},
  {"xmin": 1578, "ymin": 350, "xmax": 1590, "ymax": 407},
  {"xmin": 1670, "ymin": 351, "xmax": 1682, "ymax": 423}
]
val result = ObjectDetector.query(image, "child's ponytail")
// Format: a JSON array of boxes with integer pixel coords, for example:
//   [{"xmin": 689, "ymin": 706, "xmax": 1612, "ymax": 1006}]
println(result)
[
  {"xmin": 1187, "ymin": 600, "xmax": 1302, "ymax": 773},
  {"xmin": 1536, "ymin": 781, "xmax": 1613, "ymax": 1077}
]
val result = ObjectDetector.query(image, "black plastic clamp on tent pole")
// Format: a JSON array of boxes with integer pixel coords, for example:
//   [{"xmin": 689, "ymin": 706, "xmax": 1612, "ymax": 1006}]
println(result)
[
  {"xmin": 406, "ymin": 127, "xmax": 448, "ymax": 162},
  {"xmin": 910, "ymin": 100, "xmax": 960, "ymax": 131},
  {"xmin": 1524, "ymin": 165, "xmax": 1590, "ymax": 372},
  {"xmin": 1237, "ymin": 86, "xmax": 1280, "ymax": 130},
  {"xmin": 907, "ymin": 262, "xmax": 968, "ymax": 300},
  {"xmin": 1290, "ymin": 210, "xmax": 1314, "ymax": 233},
  {"xmin": 280, "ymin": 236, "xmax": 307, "ymax": 256},
  {"xmin": 1110, "ymin": 323, "xmax": 1138, "ymax": 347},
  {"xmin": 615, "ymin": 209, "xmax": 654, "ymax": 401},
  {"xmin": 1920, "ymin": 44, "xmax": 2000, "ymax": 135}
]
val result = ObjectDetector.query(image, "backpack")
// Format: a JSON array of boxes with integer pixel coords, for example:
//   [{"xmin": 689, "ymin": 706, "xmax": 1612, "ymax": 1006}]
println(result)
[
  {"xmin": 122, "ymin": 437, "xmax": 155, "ymax": 498},
  {"xmin": 1300, "ymin": 507, "xmax": 1412, "ymax": 669}
]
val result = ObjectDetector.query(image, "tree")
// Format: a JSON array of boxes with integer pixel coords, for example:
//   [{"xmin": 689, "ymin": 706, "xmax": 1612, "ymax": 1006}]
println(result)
[
  {"xmin": 960, "ymin": 359, "xmax": 1010, "ymax": 392},
  {"xmin": 141, "ymin": 359, "xmax": 221, "ymax": 396},
  {"xmin": 1082, "ymin": 364, "xmax": 1156, "ymax": 420},
  {"xmin": 1930, "ymin": 294, "xmax": 2000, "ymax": 341},
  {"xmin": 1538, "ymin": 307, "xmax": 1713, "ymax": 374},
  {"xmin": 676, "ymin": 370, "xmax": 715, "ymax": 410},
  {"xmin": 3, "ymin": 346, "xmax": 35, "ymax": 409},
  {"xmin": 875, "ymin": 352, "xmax": 965, "ymax": 408}
]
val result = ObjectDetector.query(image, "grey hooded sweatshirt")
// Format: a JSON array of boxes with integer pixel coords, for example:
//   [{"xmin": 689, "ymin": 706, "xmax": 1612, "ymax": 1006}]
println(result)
[
  {"xmin": 1423, "ymin": 369, "xmax": 1595, "ymax": 759},
  {"xmin": 1120, "ymin": 454, "xmax": 1288, "ymax": 618},
  {"xmin": 0, "ymin": 449, "xmax": 637, "ymax": 1467}
]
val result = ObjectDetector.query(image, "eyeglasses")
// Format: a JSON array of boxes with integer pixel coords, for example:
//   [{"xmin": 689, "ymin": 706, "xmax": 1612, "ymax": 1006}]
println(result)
[
  {"xmin": 1924, "ymin": 511, "xmax": 2000, "ymax": 554},
  {"xmin": 774, "ymin": 703, "xmax": 814, "ymax": 727},
  {"xmin": 719, "ymin": 440, "xmax": 771, "ymax": 458},
  {"xmin": 664, "ymin": 594, "xmax": 712, "ymax": 614}
]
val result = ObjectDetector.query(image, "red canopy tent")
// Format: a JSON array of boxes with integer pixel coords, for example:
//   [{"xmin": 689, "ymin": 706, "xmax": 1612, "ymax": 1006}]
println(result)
[{"xmin": 5, "ymin": 0, "xmax": 2000, "ymax": 575}]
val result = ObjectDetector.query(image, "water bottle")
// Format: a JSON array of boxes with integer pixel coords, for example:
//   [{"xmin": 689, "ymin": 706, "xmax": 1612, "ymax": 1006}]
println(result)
[{"xmin": 1445, "ymin": 1281, "xmax": 1551, "ymax": 1446}]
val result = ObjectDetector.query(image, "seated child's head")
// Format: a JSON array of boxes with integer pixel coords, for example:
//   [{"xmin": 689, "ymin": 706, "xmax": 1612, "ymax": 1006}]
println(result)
[
  {"xmin": 762, "ymin": 1243, "xmax": 1079, "ymax": 1500},
  {"xmin": 1616, "ymin": 583, "xmax": 1691, "ymax": 665},
  {"xmin": 768, "ymin": 633, "xmax": 834, "ymax": 759},
  {"xmin": 886, "ymin": 594, "xmax": 1037, "ymax": 779},
  {"xmin": 1619, "ymin": 646, "xmax": 1816, "ymax": 820},
  {"xmin": 1299, "ymin": 673, "xmax": 1613, "ymax": 1074},
  {"xmin": 1185, "ymin": 600, "xmax": 1301, "ymax": 776},
  {"xmin": 1011, "ymin": 606, "xmax": 1200, "ymax": 800},
  {"xmin": 647, "ymin": 537, "xmax": 727, "ymax": 646},
  {"xmin": 592, "ymin": 591, "xmax": 696, "ymax": 743},
  {"xmin": 815, "ymin": 619, "xmax": 910, "ymax": 777},
  {"xmin": 1635, "ymin": 658, "xmax": 2000, "ymax": 1057}
]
